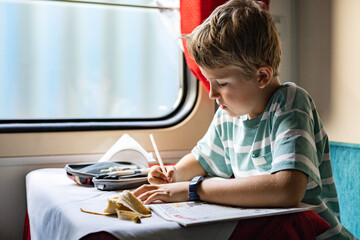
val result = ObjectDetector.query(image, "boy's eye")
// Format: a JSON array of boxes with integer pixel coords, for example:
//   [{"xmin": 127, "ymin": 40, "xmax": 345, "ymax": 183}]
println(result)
[{"xmin": 218, "ymin": 82, "xmax": 228, "ymax": 87}]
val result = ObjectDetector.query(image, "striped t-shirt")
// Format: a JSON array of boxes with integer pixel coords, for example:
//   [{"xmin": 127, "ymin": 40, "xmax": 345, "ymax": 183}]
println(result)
[{"xmin": 192, "ymin": 82, "xmax": 355, "ymax": 240}]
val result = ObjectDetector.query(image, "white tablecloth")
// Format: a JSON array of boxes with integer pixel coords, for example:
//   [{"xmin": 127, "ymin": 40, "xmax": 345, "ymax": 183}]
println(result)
[{"xmin": 26, "ymin": 168, "xmax": 237, "ymax": 240}]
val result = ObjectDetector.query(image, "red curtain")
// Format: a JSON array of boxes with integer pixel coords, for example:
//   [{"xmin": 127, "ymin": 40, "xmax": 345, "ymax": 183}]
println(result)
[{"xmin": 180, "ymin": 0, "xmax": 270, "ymax": 92}]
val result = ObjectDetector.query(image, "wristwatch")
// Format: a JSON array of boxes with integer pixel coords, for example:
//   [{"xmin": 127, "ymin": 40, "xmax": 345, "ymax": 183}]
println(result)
[{"xmin": 189, "ymin": 176, "xmax": 204, "ymax": 201}]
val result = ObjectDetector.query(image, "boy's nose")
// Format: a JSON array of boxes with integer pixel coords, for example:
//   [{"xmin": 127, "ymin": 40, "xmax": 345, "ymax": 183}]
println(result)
[{"xmin": 209, "ymin": 85, "xmax": 220, "ymax": 100}]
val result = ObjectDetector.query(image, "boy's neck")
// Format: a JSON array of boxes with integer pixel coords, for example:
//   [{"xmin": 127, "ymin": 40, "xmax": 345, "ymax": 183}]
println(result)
[
  {"xmin": 248, "ymin": 77, "xmax": 281, "ymax": 120},
  {"xmin": 266, "ymin": 77, "xmax": 281, "ymax": 97}
]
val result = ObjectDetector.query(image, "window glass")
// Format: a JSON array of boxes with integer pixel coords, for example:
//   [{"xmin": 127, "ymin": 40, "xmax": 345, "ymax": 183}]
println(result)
[{"xmin": 0, "ymin": 0, "xmax": 182, "ymax": 120}]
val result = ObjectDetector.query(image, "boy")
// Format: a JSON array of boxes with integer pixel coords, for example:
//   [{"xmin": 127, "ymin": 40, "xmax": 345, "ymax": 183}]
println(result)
[{"xmin": 134, "ymin": 0, "xmax": 354, "ymax": 239}]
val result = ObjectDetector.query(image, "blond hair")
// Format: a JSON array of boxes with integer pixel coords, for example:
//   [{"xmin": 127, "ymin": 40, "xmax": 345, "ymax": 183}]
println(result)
[{"xmin": 185, "ymin": 0, "xmax": 281, "ymax": 79}]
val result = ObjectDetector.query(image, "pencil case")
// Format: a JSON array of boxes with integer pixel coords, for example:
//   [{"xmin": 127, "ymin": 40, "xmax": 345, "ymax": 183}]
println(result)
[
  {"xmin": 92, "ymin": 174, "xmax": 148, "ymax": 191},
  {"xmin": 65, "ymin": 161, "xmax": 148, "ymax": 190}
]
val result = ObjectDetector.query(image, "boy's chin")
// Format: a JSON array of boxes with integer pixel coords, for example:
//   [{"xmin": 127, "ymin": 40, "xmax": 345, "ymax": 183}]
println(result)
[{"xmin": 225, "ymin": 109, "xmax": 240, "ymax": 117}]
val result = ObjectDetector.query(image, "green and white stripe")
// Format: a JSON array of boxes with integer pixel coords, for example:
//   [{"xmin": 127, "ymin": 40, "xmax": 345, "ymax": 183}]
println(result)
[{"xmin": 192, "ymin": 82, "xmax": 355, "ymax": 239}]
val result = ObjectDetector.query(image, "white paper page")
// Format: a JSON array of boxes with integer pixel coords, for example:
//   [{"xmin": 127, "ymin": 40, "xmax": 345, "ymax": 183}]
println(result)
[{"xmin": 150, "ymin": 202, "xmax": 318, "ymax": 227}]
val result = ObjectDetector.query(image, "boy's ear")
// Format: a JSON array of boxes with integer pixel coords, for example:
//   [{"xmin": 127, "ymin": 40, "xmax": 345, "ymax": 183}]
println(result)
[{"xmin": 256, "ymin": 65, "xmax": 273, "ymax": 89}]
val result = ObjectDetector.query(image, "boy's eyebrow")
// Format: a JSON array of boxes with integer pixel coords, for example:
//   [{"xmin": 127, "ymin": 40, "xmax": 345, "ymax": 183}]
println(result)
[
  {"xmin": 205, "ymin": 72, "xmax": 226, "ymax": 79},
  {"xmin": 207, "ymin": 75, "xmax": 227, "ymax": 81},
  {"xmin": 208, "ymin": 77, "xmax": 220, "ymax": 80},
  {"xmin": 212, "ymin": 74, "xmax": 229, "ymax": 80}
]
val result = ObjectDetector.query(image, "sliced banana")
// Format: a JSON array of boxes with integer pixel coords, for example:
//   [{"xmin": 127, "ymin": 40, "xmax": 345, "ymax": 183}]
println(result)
[{"xmin": 81, "ymin": 190, "xmax": 151, "ymax": 223}]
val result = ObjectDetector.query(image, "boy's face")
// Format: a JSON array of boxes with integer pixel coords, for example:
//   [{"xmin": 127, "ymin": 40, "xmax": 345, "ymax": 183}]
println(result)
[{"xmin": 200, "ymin": 66, "xmax": 266, "ymax": 119}]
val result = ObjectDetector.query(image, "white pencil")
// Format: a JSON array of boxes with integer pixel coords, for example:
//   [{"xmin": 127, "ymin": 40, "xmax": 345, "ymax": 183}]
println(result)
[{"xmin": 149, "ymin": 134, "xmax": 167, "ymax": 174}]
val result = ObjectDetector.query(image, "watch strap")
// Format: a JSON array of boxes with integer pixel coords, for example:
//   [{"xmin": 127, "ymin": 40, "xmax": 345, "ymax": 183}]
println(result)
[{"xmin": 189, "ymin": 176, "xmax": 204, "ymax": 201}]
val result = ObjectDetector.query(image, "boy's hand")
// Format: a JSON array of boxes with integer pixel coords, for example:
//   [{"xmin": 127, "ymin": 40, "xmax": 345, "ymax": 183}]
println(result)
[
  {"xmin": 133, "ymin": 182, "xmax": 189, "ymax": 204},
  {"xmin": 147, "ymin": 165, "xmax": 177, "ymax": 184}
]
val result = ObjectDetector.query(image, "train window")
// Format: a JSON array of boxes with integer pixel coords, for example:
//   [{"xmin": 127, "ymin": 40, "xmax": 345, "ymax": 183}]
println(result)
[{"xmin": 0, "ymin": 0, "xmax": 197, "ymax": 132}]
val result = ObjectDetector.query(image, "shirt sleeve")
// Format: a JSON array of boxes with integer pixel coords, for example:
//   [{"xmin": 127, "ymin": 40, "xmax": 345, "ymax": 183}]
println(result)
[
  {"xmin": 191, "ymin": 110, "xmax": 233, "ymax": 178},
  {"xmin": 270, "ymin": 107, "xmax": 322, "ymax": 189}
]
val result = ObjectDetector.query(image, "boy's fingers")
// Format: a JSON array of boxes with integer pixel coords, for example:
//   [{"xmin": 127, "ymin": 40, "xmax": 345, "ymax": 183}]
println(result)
[
  {"xmin": 133, "ymin": 184, "xmax": 166, "ymax": 198},
  {"xmin": 166, "ymin": 168, "xmax": 175, "ymax": 183},
  {"xmin": 148, "ymin": 166, "xmax": 175, "ymax": 184},
  {"xmin": 147, "ymin": 165, "xmax": 177, "ymax": 184},
  {"xmin": 153, "ymin": 170, "xmax": 167, "ymax": 180},
  {"xmin": 148, "ymin": 176, "xmax": 168, "ymax": 185},
  {"xmin": 132, "ymin": 184, "xmax": 154, "ymax": 196},
  {"xmin": 143, "ymin": 191, "xmax": 168, "ymax": 205},
  {"xmin": 136, "ymin": 189, "xmax": 157, "ymax": 201},
  {"xmin": 165, "ymin": 166, "xmax": 177, "ymax": 183},
  {"xmin": 134, "ymin": 186, "xmax": 168, "ymax": 204}
]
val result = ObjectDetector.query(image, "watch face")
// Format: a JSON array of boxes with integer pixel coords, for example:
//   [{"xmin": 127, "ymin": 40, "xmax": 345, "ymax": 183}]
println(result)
[{"xmin": 191, "ymin": 176, "xmax": 201, "ymax": 184}]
